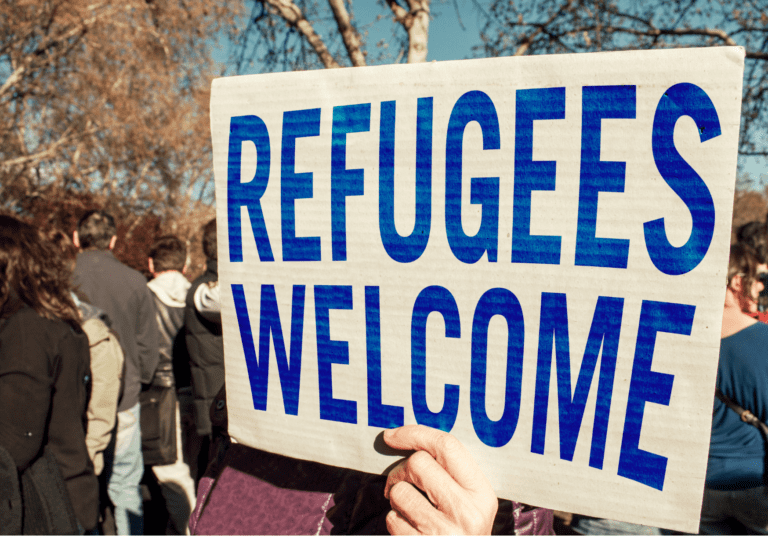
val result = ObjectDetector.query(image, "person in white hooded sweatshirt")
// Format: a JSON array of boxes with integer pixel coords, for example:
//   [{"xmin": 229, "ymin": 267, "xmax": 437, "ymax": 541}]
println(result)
[{"xmin": 145, "ymin": 236, "xmax": 197, "ymax": 535}]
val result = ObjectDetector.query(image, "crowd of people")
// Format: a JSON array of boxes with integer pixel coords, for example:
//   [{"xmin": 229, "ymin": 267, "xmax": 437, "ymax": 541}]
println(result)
[
  {"xmin": 0, "ymin": 208, "xmax": 766, "ymax": 535},
  {"xmin": 0, "ymin": 211, "xmax": 224, "ymax": 535}
]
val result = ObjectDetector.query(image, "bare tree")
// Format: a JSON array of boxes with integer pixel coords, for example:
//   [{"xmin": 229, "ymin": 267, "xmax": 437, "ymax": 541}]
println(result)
[
  {"xmin": 477, "ymin": 0, "xmax": 768, "ymax": 170},
  {"xmin": 230, "ymin": 0, "xmax": 437, "ymax": 72},
  {"xmin": 0, "ymin": 0, "xmax": 242, "ymax": 217}
]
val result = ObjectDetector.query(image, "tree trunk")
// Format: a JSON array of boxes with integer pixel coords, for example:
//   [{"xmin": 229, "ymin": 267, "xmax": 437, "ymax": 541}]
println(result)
[
  {"xmin": 387, "ymin": 0, "xmax": 430, "ymax": 64},
  {"xmin": 406, "ymin": 0, "xmax": 429, "ymax": 63}
]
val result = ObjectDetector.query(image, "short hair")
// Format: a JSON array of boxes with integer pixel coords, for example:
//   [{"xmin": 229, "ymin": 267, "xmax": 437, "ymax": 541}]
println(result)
[
  {"xmin": 202, "ymin": 219, "xmax": 217, "ymax": 261},
  {"xmin": 77, "ymin": 210, "xmax": 116, "ymax": 250},
  {"xmin": 149, "ymin": 236, "xmax": 186, "ymax": 273},
  {"xmin": 736, "ymin": 221, "xmax": 768, "ymax": 264}
]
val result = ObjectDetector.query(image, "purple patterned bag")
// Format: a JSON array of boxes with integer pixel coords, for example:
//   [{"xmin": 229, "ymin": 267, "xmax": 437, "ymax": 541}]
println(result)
[
  {"xmin": 190, "ymin": 443, "xmax": 553, "ymax": 536},
  {"xmin": 190, "ymin": 386, "xmax": 553, "ymax": 536}
]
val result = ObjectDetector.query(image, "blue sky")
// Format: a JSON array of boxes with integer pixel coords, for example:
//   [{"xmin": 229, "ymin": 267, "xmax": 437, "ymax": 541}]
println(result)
[
  {"xmin": 214, "ymin": 1, "xmax": 765, "ymax": 187},
  {"xmin": 355, "ymin": 1, "xmax": 489, "ymax": 62}
]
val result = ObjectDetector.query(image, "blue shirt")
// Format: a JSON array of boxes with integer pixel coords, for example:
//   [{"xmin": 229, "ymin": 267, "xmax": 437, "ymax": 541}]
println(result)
[{"xmin": 706, "ymin": 322, "xmax": 768, "ymax": 490}]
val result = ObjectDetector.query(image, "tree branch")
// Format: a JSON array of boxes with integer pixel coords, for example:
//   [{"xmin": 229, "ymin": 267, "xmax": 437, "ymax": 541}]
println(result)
[
  {"xmin": 327, "ymin": 0, "xmax": 366, "ymax": 67},
  {"xmin": 513, "ymin": 0, "xmax": 574, "ymax": 56},
  {"xmin": 260, "ymin": 0, "xmax": 341, "ymax": 68}
]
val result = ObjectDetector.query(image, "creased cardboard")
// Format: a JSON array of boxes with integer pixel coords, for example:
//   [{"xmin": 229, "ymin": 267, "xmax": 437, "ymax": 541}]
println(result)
[{"xmin": 209, "ymin": 47, "xmax": 745, "ymax": 533}]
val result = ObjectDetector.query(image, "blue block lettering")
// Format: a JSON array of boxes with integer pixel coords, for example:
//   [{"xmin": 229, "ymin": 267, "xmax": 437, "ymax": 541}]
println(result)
[
  {"xmin": 512, "ymin": 87, "xmax": 565, "ymax": 265},
  {"xmin": 314, "ymin": 285, "xmax": 357, "ymax": 423},
  {"xmin": 575, "ymin": 85, "xmax": 635, "ymax": 269},
  {"xmin": 470, "ymin": 288, "xmax": 525, "ymax": 448},
  {"xmin": 332, "ymin": 104, "xmax": 371, "ymax": 261},
  {"xmin": 379, "ymin": 99, "xmax": 433, "ymax": 263},
  {"xmin": 618, "ymin": 300, "xmax": 695, "ymax": 490},
  {"xmin": 445, "ymin": 91, "xmax": 500, "ymax": 264},
  {"xmin": 411, "ymin": 286, "xmax": 461, "ymax": 431},
  {"xmin": 281, "ymin": 109, "xmax": 322, "ymax": 261},
  {"xmin": 531, "ymin": 293, "xmax": 624, "ymax": 470},
  {"xmin": 365, "ymin": 286, "xmax": 404, "ymax": 428},
  {"xmin": 231, "ymin": 284, "xmax": 305, "ymax": 414},
  {"xmin": 227, "ymin": 116, "xmax": 274, "ymax": 262},
  {"xmin": 645, "ymin": 83, "xmax": 720, "ymax": 275}
]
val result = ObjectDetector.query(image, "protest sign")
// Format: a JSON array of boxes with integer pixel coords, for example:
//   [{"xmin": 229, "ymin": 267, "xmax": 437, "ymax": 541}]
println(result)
[{"xmin": 210, "ymin": 47, "xmax": 744, "ymax": 532}]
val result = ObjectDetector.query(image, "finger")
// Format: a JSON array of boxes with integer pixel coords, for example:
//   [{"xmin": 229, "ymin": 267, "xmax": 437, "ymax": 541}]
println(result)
[
  {"xmin": 383, "ymin": 425, "xmax": 492, "ymax": 494},
  {"xmin": 386, "ymin": 509, "xmax": 420, "ymax": 536},
  {"xmin": 384, "ymin": 450, "xmax": 463, "ymax": 512},
  {"xmin": 383, "ymin": 457, "xmax": 407, "ymax": 499},
  {"xmin": 387, "ymin": 481, "xmax": 456, "ymax": 535}
]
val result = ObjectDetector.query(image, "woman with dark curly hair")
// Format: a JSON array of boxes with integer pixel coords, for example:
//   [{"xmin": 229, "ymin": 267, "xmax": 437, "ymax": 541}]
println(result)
[{"xmin": 0, "ymin": 215, "xmax": 98, "ymax": 533}]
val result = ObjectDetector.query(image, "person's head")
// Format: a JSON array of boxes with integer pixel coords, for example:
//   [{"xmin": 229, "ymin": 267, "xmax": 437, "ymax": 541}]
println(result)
[
  {"xmin": 46, "ymin": 228, "xmax": 79, "ymax": 270},
  {"xmin": 727, "ymin": 243, "xmax": 764, "ymax": 314},
  {"xmin": 202, "ymin": 218, "xmax": 217, "ymax": 262},
  {"xmin": 0, "ymin": 215, "xmax": 80, "ymax": 326},
  {"xmin": 74, "ymin": 209, "xmax": 117, "ymax": 251},
  {"xmin": 148, "ymin": 235, "xmax": 187, "ymax": 277},
  {"xmin": 735, "ymin": 221, "xmax": 768, "ymax": 264}
]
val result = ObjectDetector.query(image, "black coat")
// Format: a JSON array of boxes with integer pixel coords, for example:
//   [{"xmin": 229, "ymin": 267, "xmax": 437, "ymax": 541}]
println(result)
[
  {"xmin": 185, "ymin": 259, "xmax": 224, "ymax": 436},
  {"xmin": 0, "ymin": 299, "xmax": 99, "ymax": 531}
]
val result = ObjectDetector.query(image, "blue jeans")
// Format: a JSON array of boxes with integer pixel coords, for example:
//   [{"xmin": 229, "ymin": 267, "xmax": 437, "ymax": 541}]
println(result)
[
  {"xmin": 103, "ymin": 402, "xmax": 144, "ymax": 535},
  {"xmin": 571, "ymin": 516, "xmax": 662, "ymax": 536}
]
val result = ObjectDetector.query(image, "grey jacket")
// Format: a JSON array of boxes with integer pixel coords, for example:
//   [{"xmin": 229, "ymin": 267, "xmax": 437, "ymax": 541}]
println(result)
[{"xmin": 74, "ymin": 249, "xmax": 159, "ymax": 412}]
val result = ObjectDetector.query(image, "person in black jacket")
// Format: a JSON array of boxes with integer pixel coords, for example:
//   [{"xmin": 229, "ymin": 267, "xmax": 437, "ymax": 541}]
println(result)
[
  {"xmin": 0, "ymin": 215, "xmax": 98, "ymax": 533},
  {"xmin": 145, "ymin": 236, "xmax": 196, "ymax": 534},
  {"xmin": 73, "ymin": 210, "xmax": 159, "ymax": 535},
  {"xmin": 185, "ymin": 218, "xmax": 224, "ymax": 481}
]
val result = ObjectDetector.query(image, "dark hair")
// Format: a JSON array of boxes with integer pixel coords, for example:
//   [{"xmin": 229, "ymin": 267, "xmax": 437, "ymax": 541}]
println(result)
[
  {"xmin": 735, "ymin": 221, "xmax": 768, "ymax": 264},
  {"xmin": 149, "ymin": 235, "xmax": 186, "ymax": 273},
  {"xmin": 0, "ymin": 215, "xmax": 80, "ymax": 327},
  {"xmin": 728, "ymin": 243, "xmax": 759, "ymax": 294},
  {"xmin": 46, "ymin": 228, "xmax": 79, "ymax": 266},
  {"xmin": 202, "ymin": 219, "xmax": 217, "ymax": 261},
  {"xmin": 77, "ymin": 209, "xmax": 116, "ymax": 250}
]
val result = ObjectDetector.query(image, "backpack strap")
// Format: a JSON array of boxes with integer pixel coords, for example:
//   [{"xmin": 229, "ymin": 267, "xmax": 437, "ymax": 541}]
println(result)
[{"xmin": 715, "ymin": 387, "xmax": 768, "ymax": 438}]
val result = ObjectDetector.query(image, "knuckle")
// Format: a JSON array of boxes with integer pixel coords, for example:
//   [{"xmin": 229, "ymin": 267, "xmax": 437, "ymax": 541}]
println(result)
[
  {"xmin": 407, "ymin": 450, "xmax": 433, "ymax": 474},
  {"xmin": 465, "ymin": 504, "xmax": 495, "ymax": 535},
  {"xmin": 435, "ymin": 433, "xmax": 462, "ymax": 458},
  {"xmin": 388, "ymin": 480, "xmax": 411, "ymax": 506}
]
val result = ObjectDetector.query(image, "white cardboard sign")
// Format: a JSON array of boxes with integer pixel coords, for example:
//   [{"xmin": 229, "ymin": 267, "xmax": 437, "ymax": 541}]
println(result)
[{"xmin": 210, "ymin": 47, "xmax": 744, "ymax": 533}]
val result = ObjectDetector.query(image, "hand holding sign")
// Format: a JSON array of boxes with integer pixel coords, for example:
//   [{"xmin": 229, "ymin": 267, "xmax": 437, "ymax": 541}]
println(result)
[{"xmin": 383, "ymin": 425, "xmax": 498, "ymax": 535}]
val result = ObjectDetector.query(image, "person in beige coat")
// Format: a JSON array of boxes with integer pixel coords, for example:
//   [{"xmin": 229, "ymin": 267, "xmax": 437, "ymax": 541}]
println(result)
[{"xmin": 78, "ymin": 298, "xmax": 125, "ymax": 476}]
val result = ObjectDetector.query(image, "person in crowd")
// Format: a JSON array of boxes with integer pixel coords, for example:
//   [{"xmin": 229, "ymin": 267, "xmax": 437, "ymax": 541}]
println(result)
[
  {"xmin": 0, "ymin": 215, "xmax": 99, "ymax": 533},
  {"xmin": 735, "ymin": 220, "xmax": 768, "ymax": 320},
  {"xmin": 145, "ymin": 235, "xmax": 197, "ymax": 534},
  {"xmin": 73, "ymin": 210, "xmax": 159, "ymax": 535},
  {"xmin": 699, "ymin": 243, "xmax": 768, "ymax": 534},
  {"xmin": 185, "ymin": 218, "xmax": 224, "ymax": 481},
  {"xmin": 74, "ymin": 292, "xmax": 125, "ymax": 479},
  {"xmin": 47, "ymin": 228, "xmax": 125, "ymax": 480}
]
